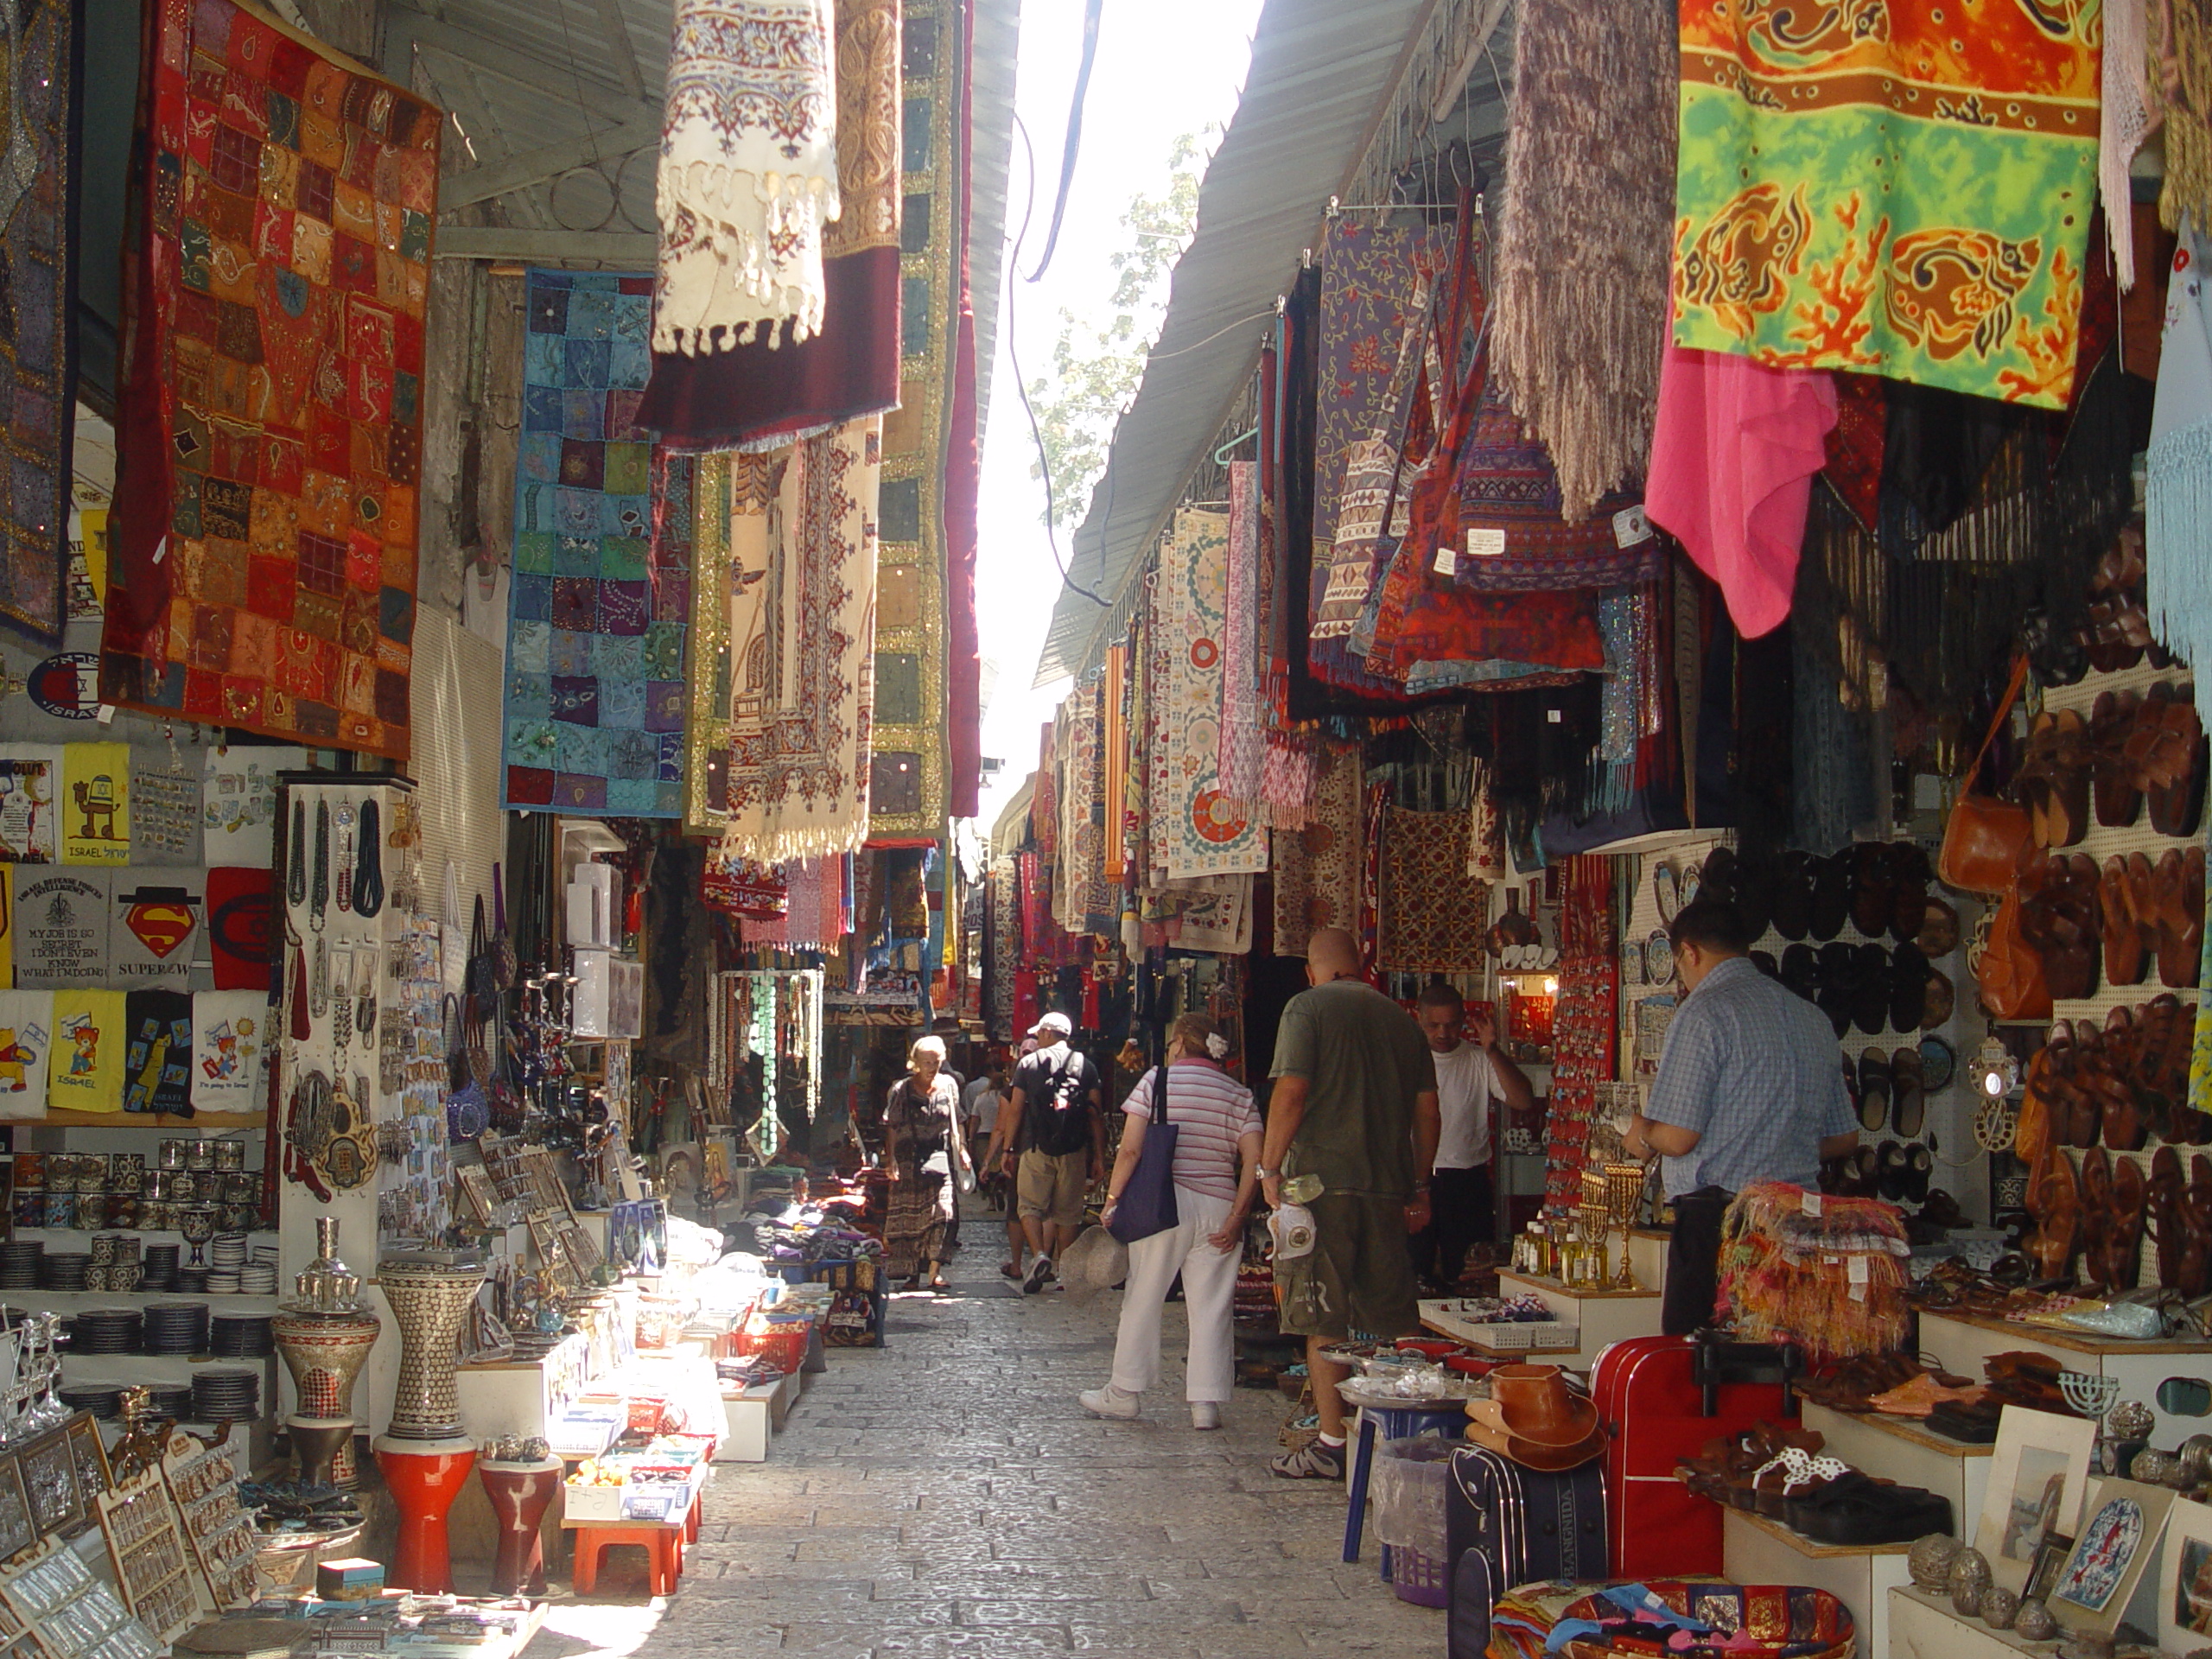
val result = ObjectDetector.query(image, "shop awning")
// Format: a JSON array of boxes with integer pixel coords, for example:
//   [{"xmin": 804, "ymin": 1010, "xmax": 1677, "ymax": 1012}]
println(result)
[{"xmin": 1032, "ymin": 0, "xmax": 1436, "ymax": 687}]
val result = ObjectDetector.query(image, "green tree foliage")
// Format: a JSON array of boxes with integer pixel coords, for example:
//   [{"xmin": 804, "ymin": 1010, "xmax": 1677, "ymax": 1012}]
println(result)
[{"xmin": 1027, "ymin": 132, "xmax": 1205, "ymax": 528}]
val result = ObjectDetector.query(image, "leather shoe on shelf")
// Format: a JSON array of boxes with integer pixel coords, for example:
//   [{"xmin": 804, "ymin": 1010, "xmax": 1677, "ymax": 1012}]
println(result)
[
  {"xmin": 2110, "ymin": 1154, "xmax": 2149, "ymax": 1292},
  {"xmin": 2092, "ymin": 688, "xmax": 2145, "ymax": 828},
  {"xmin": 2015, "ymin": 709, "xmax": 2092, "ymax": 849},
  {"xmin": 1891, "ymin": 1045, "xmax": 1925, "ymax": 1140},
  {"xmin": 1810, "ymin": 851, "xmax": 1853, "ymax": 943},
  {"xmin": 1891, "ymin": 843, "xmax": 1933, "ymax": 944},
  {"xmin": 2153, "ymin": 847, "xmax": 2205, "ymax": 990},
  {"xmin": 2152, "ymin": 1145, "xmax": 2188, "ymax": 1290},
  {"xmin": 2147, "ymin": 690, "xmax": 2208, "ymax": 837},
  {"xmin": 2101, "ymin": 855, "xmax": 2150, "ymax": 986},
  {"xmin": 2018, "ymin": 851, "xmax": 2101, "ymax": 1001},
  {"xmin": 1773, "ymin": 851, "xmax": 1815, "ymax": 942},
  {"xmin": 1857, "ymin": 1049, "xmax": 1891, "ymax": 1134}
]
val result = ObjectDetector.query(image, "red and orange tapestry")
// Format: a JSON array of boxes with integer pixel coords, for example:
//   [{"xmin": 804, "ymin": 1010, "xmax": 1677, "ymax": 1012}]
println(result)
[
  {"xmin": 104, "ymin": 0, "xmax": 441, "ymax": 761},
  {"xmin": 1673, "ymin": 0, "xmax": 2101, "ymax": 407}
]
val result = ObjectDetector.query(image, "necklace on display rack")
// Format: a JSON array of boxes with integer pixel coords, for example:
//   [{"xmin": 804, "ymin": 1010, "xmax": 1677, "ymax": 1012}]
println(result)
[
  {"xmin": 310, "ymin": 799, "xmax": 329, "ymax": 931},
  {"xmin": 288, "ymin": 801, "xmax": 307, "ymax": 907},
  {"xmin": 334, "ymin": 803, "xmax": 353, "ymax": 913},
  {"xmin": 355, "ymin": 798, "xmax": 384, "ymax": 918}
]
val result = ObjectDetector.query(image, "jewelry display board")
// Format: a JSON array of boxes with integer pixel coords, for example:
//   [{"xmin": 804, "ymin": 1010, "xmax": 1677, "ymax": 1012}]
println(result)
[
  {"xmin": 94, "ymin": 1468, "xmax": 202, "ymax": 1642},
  {"xmin": 156, "ymin": 1431, "xmax": 253, "ymax": 1611},
  {"xmin": 0, "ymin": 1534, "xmax": 158, "ymax": 1659}
]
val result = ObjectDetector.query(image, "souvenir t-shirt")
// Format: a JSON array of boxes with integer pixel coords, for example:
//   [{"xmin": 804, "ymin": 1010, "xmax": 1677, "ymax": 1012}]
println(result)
[
  {"xmin": 204, "ymin": 868, "xmax": 274, "ymax": 993},
  {"xmin": 48, "ymin": 990, "xmax": 126, "ymax": 1114},
  {"xmin": 14, "ymin": 870, "xmax": 111, "ymax": 988},
  {"xmin": 128, "ymin": 757, "xmax": 203, "ymax": 866},
  {"xmin": 202, "ymin": 747, "xmax": 307, "ymax": 865},
  {"xmin": 111, "ymin": 874, "xmax": 204, "ymax": 987},
  {"xmin": 0, "ymin": 989, "xmax": 54, "ymax": 1120},
  {"xmin": 0, "ymin": 747, "xmax": 61, "ymax": 862},
  {"xmin": 191, "ymin": 992, "xmax": 269, "ymax": 1116},
  {"xmin": 123, "ymin": 991, "xmax": 193, "ymax": 1117},
  {"xmin": 1269, "ymin": 979, "xmax": 1438, "ymax": 1198},
  {"xmin": 60, "ymin": 743, "xmax": 130, "ymax": 866}
]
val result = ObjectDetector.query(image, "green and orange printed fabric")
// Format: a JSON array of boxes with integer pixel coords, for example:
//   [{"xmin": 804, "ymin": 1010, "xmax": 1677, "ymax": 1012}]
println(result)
[{"xmin": 1672, "ymin": 0, "xmax": 2102, "ymax": 407}]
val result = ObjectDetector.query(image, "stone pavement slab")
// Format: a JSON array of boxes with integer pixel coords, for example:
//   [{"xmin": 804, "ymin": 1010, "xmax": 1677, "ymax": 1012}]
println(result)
[{"xmin": 522, "ymin": 1240, "xmax": 1441, "ymax": 1657}]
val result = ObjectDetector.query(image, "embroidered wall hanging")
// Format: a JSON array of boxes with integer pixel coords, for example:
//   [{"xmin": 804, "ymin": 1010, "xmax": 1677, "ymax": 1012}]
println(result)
[
  {"xmin": 502, "ymin": 270, "xmax": 691, "ymax": 817},
  {"xmin": 103, "ymin": 0, "xmax": 442, "ymax": 760},
  {"xmin": 1673, "ymin": 0, "xmax": 2101, "ymax": 405},
  {"xmin": 0, "ymin": 0, "xmax": 79, "ymax": 640},
  {"xmin": 1375, "ymin": 805, "xmax": 1490, "ymax": 973},
  {"xmin": 1153, "ymin": 510, "xmax": 1267, "ymax": 882},
  {"xmin": 683, "ymin": 424, "xmax": 880, "ymax": 861}
]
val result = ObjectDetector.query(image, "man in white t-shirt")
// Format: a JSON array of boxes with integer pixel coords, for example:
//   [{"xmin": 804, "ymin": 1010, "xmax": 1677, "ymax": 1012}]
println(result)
[{"xmin": 1413, "ymin": 984, "xmax": 1535, "ymax": 1292}]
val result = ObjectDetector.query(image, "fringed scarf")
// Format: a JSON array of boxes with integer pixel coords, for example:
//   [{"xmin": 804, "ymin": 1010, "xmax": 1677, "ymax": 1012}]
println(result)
[
  {"xmin": 1491, "ymin": 0, "xmax": 1677, "ymax": 521},
  {"xmin": 655, "ymin": 0, "xmax": 842, "ymax": 354},
  {"xmin": 2107, "ymin": 0, "xmax": 2153, "ymax": 289},
  {"xmin": 1718, "ymin": 1184, "xmax": 1911, "ymax": 1361},
  {"xmin": 2150, "ymin": 219, "xmax": 2212, "ymax": 675}
]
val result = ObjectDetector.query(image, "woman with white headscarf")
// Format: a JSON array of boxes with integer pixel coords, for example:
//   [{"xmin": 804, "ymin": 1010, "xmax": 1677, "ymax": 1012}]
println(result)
[
  {"xmin": 883, "ymin": 1035, "xmax": 968, "ymax": 1291},
  {"xmin": 1080, "ymin": 1012, "xmax": 1262, "ymax": 1429}
]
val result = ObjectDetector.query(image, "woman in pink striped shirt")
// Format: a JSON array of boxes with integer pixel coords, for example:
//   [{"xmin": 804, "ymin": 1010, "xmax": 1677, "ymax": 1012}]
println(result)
[{"xmin": 1080, "ymin": 1012, "xmax": 1262, "ymax": 1430}]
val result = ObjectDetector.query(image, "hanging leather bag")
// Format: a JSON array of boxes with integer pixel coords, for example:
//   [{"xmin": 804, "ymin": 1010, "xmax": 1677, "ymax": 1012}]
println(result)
[
  {"xmin": 1977, "ymin": 868, "xmax": 2053, "ymax": 1022},
  {"xmin": 1939, "ymin": 654, "xmax": 2033, "ymax": 896},
  {"xmin": 1105, "ymin": 1065, "xmax": 1179, "ymax": 1246}
]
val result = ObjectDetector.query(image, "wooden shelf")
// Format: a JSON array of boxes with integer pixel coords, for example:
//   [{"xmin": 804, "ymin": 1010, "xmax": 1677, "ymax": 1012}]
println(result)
[
  {"xmin": 1498, "ymin": 1269, "xmax": 1662, "ymax": 1301},
  {"xmin": 1920, "ymin": 1305, "xmax": 2212, "ymax": 1357}
]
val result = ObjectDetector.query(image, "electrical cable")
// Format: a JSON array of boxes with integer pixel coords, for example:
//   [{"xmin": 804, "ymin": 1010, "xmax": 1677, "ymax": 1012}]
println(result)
[{"xmin": 1026, "ymin": 0, "xmax": 1105, "ymax": 283}]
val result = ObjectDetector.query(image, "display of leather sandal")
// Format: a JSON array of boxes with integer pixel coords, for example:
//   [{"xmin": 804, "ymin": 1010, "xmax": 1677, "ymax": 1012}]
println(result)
[
  {"xmin": 1877, "ymin": 1139, "xmax": 1910, "ymax": 1201},
  {"xmin": 2092, "ymin": 688, "xmax": 2145, "ymax": 827},
  {"xmin": 2101, "ymin": 855, "xmax": 2150, "ymax": 985},
  {"xmin": 2185, "ymin": 1156, "xmax": 2212, "ymax": 1298},
  {"xmin": 2154, "ymin": 847, "xmax": 2205, "ymax": 989},
  {"xmin": 2148, "ymin": 692, "xmax": 2208, "ymax": 838},
  {"xmin": 1916, "ymin": 897, "xmax": 1960, "ymax": 958},
  {"xmin": 1888, "ymin": 944, "xmax": 1932, "ymax": 1033},
  {"xmin": 1857, "ymin": 1048, "xmax": 1892, "ymax": 1133},
  {"xmin": 2152, "ymin": 1145, "xmax": 2188, "ymax": 1289},
  {"xmin": 1891, "ymin": 843, "xmax": 1932, "ymax": 944},
  {"xmin": 2017, "ymin": 850, "xmax": 2102, "ymax": 1001},
  {"xmin": 1852, "ymin": 942, "xmax": 1894, "ymax": 1037},
  {"xmin": 2015, "ymin": 708, "xmax": 2093, "ymax": 848},
  {"xmin": 1773, "ymin": 850, "xmax": 1815, "ymax": 942},
  {"xmin": 1848, "ymin": 844, "xmax": 1893, "ymax": 939},
  {"xmin": 2111, "ymin": 1154, "xmax": 2150, "ymax": 1291},
  {"xmin": 1734, "ymin": 855, "xmax": 1778, "ymax": 942},
  {"xmin": 1810, "ymin": 850, "xmax": 1853, "ymax": 943},
  {"xmin": 2084, "ymin": 529, "xmax": 2153, "ymax": 673},
  {"xmin": 1904, "ymin": 1143, "xmax": 1933, "ymax": 1205},
  {"xmin": 1781, "ymin": 943, "xmax": 1822, "ymax": 1002},
  {"xmin": 2079, "ymin": 1144, "xmax": 2115, "ymax": 1284},
  {"xmin": 1891, "ymin": 1046, "xmax": 1925, "ymax": 1140}
]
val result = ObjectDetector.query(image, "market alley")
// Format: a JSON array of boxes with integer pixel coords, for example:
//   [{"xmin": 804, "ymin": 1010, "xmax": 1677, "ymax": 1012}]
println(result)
[{"xmin": 543, "ymin": 1255, "xmax": 1440, "ymax": 1657}]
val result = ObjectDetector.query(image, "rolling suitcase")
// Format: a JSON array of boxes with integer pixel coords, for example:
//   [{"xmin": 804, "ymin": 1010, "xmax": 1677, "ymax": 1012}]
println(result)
[
  {"xmin": 1593, "ymin": 1332, "xmax": 1800, "ymax": 1580},
  {"xmin": 1444, "ymin": 1446, "xmax": 1606, "ymax": 1659}
]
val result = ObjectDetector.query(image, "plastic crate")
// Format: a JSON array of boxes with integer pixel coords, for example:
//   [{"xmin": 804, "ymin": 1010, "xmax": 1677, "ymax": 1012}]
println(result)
[{"xmin": 1389, "ymin": 1546, "xmax": 1449, "ymax": 1607}]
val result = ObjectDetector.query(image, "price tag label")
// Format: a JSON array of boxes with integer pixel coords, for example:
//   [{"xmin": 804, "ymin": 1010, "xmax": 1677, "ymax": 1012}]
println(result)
[
  {"xmin": 1434, "ymin": 542, "xmax": 1459, "ymax": 576},
  {"xmin": 1802, "ymin": 1192, "xmax": 1822, "ymax": 1217},
  {"xmin": 1468, "ymin": 527, "xmax": 1507, "ymax": 559},
  {"xmin": 1612, "ymin": 505, "xmax": 1653, "ymax": 548}
]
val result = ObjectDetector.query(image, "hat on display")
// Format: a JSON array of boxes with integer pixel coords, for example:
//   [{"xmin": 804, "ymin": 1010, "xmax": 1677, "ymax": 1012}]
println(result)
[
  {"xmin": 1466, "ymin": 1364, "xmax": 1601, "ymax": 1447},
  {"xmin": 1462, "ymin": 1414, "xmax": 1606, "ymax": 1472},
  {"xmin": 1056, "ymin": 1225, "xmax": 1128, "ymax": 1305},
  {"xmin": 1035, "ymin": 1011, "xmax": 1073, "ymax": 1037}
]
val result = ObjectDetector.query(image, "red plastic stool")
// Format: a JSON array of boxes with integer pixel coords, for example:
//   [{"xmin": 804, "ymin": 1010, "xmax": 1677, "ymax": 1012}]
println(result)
[{"xmin": 570, "ymin": 1525, "xmax": 681, "ymax": 1596}]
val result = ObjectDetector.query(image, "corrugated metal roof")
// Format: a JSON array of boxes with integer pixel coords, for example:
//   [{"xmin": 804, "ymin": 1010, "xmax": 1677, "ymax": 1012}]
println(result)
[{"xmin": 1032, "ymin": 0, "xmax": 1439, "ymax": 686}]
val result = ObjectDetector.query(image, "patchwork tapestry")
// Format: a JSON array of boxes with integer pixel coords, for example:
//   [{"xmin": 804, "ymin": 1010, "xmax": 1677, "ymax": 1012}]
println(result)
[
  {"xmin": 1271, "ymin": 742, "xmax": 1361, "ymax": 958},
  {"xmin": 0, "ymin": 0, "xmax": 77, "ymax": 639},
  {"xmin": 684, "ymin": 423, "xmax": 879, "ymax": 861},
  {"xmin": 1153, "ymin": 511, "xmax": 1267, "ymax": 882},
  {"xmin": 104, "ymin": 0, "xmax": 441, "ymax": 760},
  {"xmin": 1673, "ymin": 0, "xmax": 2101, "ymax": 405},
  {"xmin": 502, "ymin": 270, "xmax": 691, "ymax": 817}
]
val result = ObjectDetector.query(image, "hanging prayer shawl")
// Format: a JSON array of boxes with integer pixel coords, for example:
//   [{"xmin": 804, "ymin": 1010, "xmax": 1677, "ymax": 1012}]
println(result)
[
  {"xmin": 1491, "ymin": 0, "xmax": 1677, "ymax": 521},
  {"xmin": 1153, "ymin": 512, "xmax": 1268, "ymax": 881},
  {"xmin": 2149, "ymin": 223, "xmax": 2212, "ymax": 677},
  {"xmin": 655, "ymin": 0, "xmax": 841, "ymax": 355},
  {"xmin": 0, "ymin": 0, "xmax": 77, "ymax": 640},
  {"xmin": 642, "ymin": 0, "xmax": 900, "ymax": 448},
  {"xmin": 1672, "ymin": 0, "xmax": 2101, "ymax": 407},
  {"xmin": 104, "ymin": 0, "xmax": 442, "ymax": 761},
  {"xmin": 684, "ymin": 422, "xmax": 879, "ymax": 861},
  {"xmin": 503, "ymin": 272, "xmax": 692, "ymax": 816},
  {"xmin": 1376, "ymin": 806, "xmax": 1490, "ymax": 973}
]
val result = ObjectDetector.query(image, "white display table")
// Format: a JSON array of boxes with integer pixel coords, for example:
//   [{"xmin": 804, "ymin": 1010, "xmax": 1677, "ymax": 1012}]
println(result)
[
  {"xmin": 1917, "ymin": 1306, "xmax": 2212, "ymax": 1446},
  {"xmin": 1491, "ymin": 1269, "xmax": 1665, "ymax": 1366},
  {"xmin": 1723, "ymin": 1508, "xmax": 1911, "ymax": 1657}
]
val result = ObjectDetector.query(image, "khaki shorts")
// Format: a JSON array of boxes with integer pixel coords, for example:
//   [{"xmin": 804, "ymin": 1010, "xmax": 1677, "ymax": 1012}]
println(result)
[
  {"xmin": 1016, "ymin": 1148, "xmax": 1090, "ymax": 1228},
  {"xmin": 1274, "ymin": 1192, "xmax": 1421, "ymax": 1340}
]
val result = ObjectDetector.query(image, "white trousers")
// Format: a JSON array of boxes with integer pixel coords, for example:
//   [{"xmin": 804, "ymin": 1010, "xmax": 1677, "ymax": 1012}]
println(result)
[{"xmin": 1109, "ymin": 1185, "xmax": 1240, "ymax": 1402}]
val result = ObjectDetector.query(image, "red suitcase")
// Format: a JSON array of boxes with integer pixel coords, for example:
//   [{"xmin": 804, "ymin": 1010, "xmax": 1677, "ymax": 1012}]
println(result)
[{"xmin": 1592, "ymin": 1333, "xmax": 1799, "ymax": 1579}]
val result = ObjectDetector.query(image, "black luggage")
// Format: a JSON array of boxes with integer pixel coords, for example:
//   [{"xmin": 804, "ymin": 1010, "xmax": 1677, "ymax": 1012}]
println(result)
[{"xmin": 1445, "ymin": 1446, "xmax": 1607, "ymax": 1659}]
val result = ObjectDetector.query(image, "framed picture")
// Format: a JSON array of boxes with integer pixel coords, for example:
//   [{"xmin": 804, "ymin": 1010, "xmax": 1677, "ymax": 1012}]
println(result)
[
  {"xmin": 64, "ymin": 1416, "xmax": 106, "ymax": 1503},
  {"xmin": 2162, "ymin": 1497, "xmax": 2212, "ymax": 1651},
  {"xmin": 1975, "ymin": 1405, "xmax": 2100, "ymax": 1592},
  {"xmin": 2051, "ymin": 1478, "xmax": 2176, "ymax": 1637},
  {"xmin": 2029, "ymin": 1532, "xmax": 2074, "ymax": 1603},
  {"xmin": 0, "ymin": 1455, "xmax": 32, "ymax": 1561},
  {"xmin": 17, "ymin": 1427, "xmax": 81, "ymax": 1538}
]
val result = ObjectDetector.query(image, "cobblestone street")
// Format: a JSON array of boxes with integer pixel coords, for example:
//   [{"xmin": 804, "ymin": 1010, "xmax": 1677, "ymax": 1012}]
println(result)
[{"xmin": 529, "ymin": 1241, "xmax": 1442, "ymax": 1657}]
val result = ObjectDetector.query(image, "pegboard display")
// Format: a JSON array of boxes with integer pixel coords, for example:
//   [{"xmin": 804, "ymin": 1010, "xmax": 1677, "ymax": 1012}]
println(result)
[{"xmin": 1618, "ymin": 829, "xmax": 1986, "ymax": 1219}]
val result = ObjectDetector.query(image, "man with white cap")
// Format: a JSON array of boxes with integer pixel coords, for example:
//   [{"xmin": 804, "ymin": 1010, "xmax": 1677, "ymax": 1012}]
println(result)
[{"xmin": 988, "ymin": 1012, "xmax": 1104, "ymax": 1293}]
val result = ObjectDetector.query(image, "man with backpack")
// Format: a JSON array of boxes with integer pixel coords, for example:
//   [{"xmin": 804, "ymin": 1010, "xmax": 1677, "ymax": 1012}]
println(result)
[{"xmin": 989, "ymin": 1012, "xmax": 1105, "ymax": 1293}]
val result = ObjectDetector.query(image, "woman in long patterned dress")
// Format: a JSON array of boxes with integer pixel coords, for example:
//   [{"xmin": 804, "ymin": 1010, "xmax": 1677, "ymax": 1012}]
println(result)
[{"xmin": 884, "ymin": 1036, "xmax": 968, "ymax": 1290}]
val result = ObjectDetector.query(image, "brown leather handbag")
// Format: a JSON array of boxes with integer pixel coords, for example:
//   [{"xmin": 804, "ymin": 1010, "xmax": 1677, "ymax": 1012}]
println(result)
[
  {"xmin": 1939, "ymin": 653, "xmax": 2033, "ymax": 895},
  {"xmin": 1978, "ymin": 877, "xmax": 2053, "ymax": 1021}
]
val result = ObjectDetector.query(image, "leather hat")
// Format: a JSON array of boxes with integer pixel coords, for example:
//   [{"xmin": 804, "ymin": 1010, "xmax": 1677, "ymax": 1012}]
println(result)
[
  {"xmin": 1466, "ymin": 1364, "xmax": 1599, "ymax": 1447},
  {"xmin": 1461, "ymin": 1411, "xmax": 1606, "ymax": 1472}
]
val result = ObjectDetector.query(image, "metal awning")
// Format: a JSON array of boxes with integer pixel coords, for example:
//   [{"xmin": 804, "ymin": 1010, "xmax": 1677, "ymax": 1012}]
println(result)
[{"xmin": 1033, "ymin": 0, "xmax": 1440, "ymax": 686}]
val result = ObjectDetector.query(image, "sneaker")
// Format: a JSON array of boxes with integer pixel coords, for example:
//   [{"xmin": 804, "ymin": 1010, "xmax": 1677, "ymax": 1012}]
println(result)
[
  {"xmin": 1079, "ymin": 1385, "xmax": 1141, "ymax": 1420},
  {"xmin": 1271, "ymin": 1439, "xmax": 1346, "ymax": 1480},
  {"xmin": 1023, "ymin": 1255, "xmax": 1055, "ymax": 1294},
  {"xmin": 1190, "ymin": 1402, "xmax": 1222, "ymax": 1430}
]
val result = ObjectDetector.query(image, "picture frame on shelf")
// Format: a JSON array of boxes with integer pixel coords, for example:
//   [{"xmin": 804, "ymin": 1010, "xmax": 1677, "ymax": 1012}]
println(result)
[
  {"xmin": 64, "ymin": 1415, "xmax": 106, "ymax": 1503},
  {"xmin": 0, "ymin": 1454, "xmax": 33, "ymax": 1562},
  {"xmin": 2050, "ymin": 1478, "xmax": 2175, "ymax": 1637},
  {"xmin": 2160, "ymin": 1497, "xmax": 2212, "ymax": 1652},
  {"xmin": 2029, "ymin": 1531, "xmax": 2075, "ymax": 1603},
  {"xmin": 17, "ymin": 1424, "xmax": 82, "ymax": 1538},
  {"xmin": 1976, "ymin": 1405, "xmax": 2100, "ymax": 1592}
]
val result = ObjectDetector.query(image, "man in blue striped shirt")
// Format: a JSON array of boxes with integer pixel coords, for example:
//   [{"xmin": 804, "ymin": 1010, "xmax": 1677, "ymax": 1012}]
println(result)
[{"xmin": 1623, "ymin": 898, "xmax": 1859, "ymax": 1334}]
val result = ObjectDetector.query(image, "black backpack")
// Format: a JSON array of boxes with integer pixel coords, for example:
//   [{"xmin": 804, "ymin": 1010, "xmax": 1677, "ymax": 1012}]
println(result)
[{"xmin": 1027, "ymin": 1052, "xmax": 1094, "ymax": 1156}]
